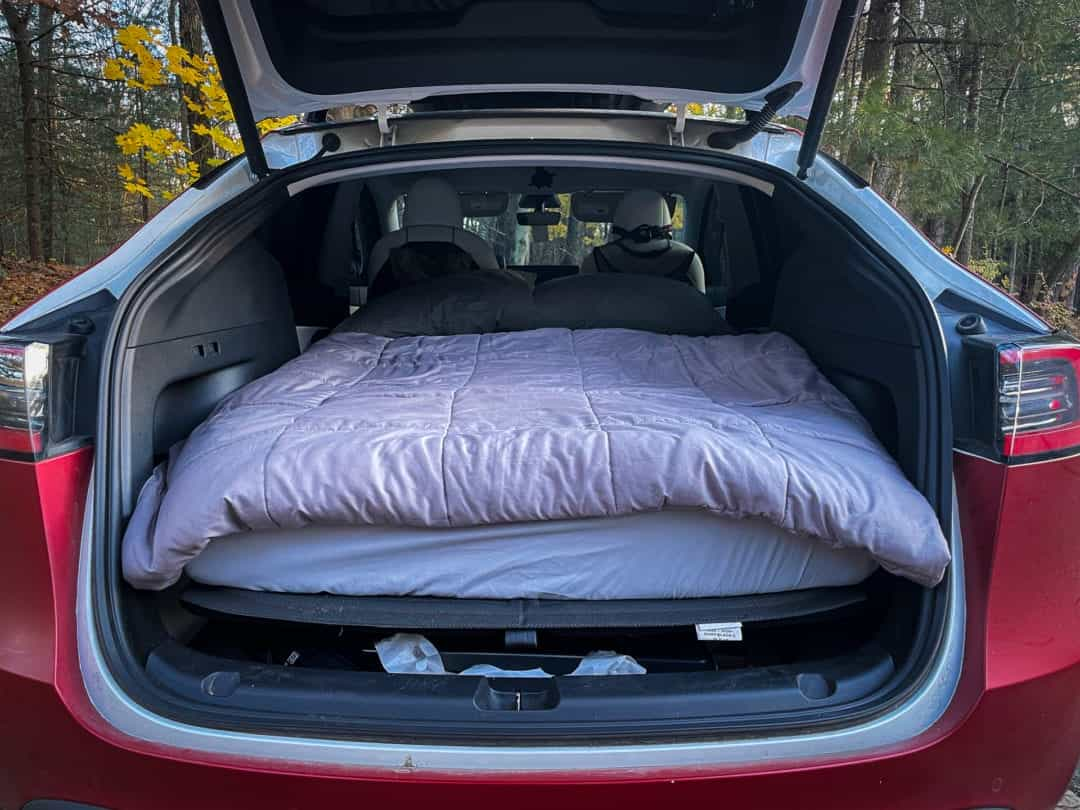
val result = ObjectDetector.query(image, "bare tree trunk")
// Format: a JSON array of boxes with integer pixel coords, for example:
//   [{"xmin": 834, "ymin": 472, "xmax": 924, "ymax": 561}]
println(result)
[
  {"xmin": 167, "ymin": 0, "xmax": 191, "ymax": 150},
  {"xmin": 2, "ymin": 1, "xmax": 43, "ymax": 261},
  {"xmin": 852, "ymin": 0, "xmax": 898, "ymax": 180},
  {"xmin": 952, "ymin": 174, "xmax": 986, "ymax": 265},
  {"xmin": 1022, "ymin": 241, "xmax": 1041, "ymax": 303},
  {"xmin": 879, "ymin": 0, "xmax": 917, "ymax": 202},
  {"xmin": 952, "ymin": 18, "xmax": 984, "ymax": 266},
  {"xmin": 889, "ymin": 0, "xmax": 917, "ymax": 106},
  {"xmin": 840, "ymin": 12, "xmax": 865, "ymax": 165},
  {"xmin": 1072, "ymin": 265, "xmax": 1080, "ymax": 315},
  {"xmin": 924, "ymin": 216, "xmax": 946, "ymax": 247},
  {"xmin": 135, "ymin": 94, "xmax": 150, "ymax": 223},
  {"xmin": 1043, "ymin": 228, "xmax": 1080, "ymax": 296},
  {"xmin": 860, "ymin": 0, "xmax": 897, "ymax": 95},
  {"xmin": 179, "ymin": 0, "xmax": 215, "ymax": 174},
  {"xmin": 563, "ymin": 215, "xmax": 583, "ymax": 265},
  {"xmin": 36, "ymin": 5, "xmax": 57, "ymax": 260},
  {"xmin": 493, "ymin": 198, "xmax": 518, "ymax": 264}
]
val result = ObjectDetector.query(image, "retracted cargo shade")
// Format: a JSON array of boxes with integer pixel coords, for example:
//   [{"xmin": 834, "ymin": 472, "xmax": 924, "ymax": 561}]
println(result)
[{"xmin": 196, "ymin": 0, "xmax": 858, "ymax": 177}]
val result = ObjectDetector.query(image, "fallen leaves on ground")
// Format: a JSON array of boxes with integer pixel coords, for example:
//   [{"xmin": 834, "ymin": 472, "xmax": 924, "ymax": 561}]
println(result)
[{"xmin": 0, "ymin": 259, "xmax": 84, "ymax": 325}]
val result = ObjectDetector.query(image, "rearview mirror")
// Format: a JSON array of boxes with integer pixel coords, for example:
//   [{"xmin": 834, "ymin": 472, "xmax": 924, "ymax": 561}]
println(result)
[
  {"xmin": 460, "ymin": 192, "xmax": 510, "ymax": 217},
  {"xmin": 517, "ymin": 211, "xmax": 561, "ymax": 226}
]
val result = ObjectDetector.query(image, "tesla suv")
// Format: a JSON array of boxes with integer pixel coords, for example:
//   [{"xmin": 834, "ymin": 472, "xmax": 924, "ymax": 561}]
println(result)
[{"xmin": 1, "ymin": 1, "xmax": 1077, "ymax": 809}]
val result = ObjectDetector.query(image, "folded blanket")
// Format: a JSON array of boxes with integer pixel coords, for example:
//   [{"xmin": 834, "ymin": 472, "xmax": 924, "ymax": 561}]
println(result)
[{"xmin": 122, "ymin": 327, "xmax": 950, "ymax": 590}]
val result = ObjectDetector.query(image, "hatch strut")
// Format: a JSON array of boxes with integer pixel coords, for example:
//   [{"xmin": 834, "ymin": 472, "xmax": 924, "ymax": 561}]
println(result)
[
  {"xmin": 796, "ymin": 0, "xmax": 859, "ymax": 180},
  {"xmin": 197, "ymin": 0, "xmax": 270, "ymax": 179},
  {"xmin": 706, "ymin": 82, "xmax": 801, "ymax": 151}
]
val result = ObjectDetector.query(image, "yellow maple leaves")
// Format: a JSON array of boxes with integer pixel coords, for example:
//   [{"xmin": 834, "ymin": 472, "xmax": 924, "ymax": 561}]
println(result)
[
  {"xmin": 192, "ymin": 122, "xmax": 241, "ymax": 156},
  {"xmin": 257, "ymin": 116, "xmax": 300, "ymax": 137},
  {"xmin": 104, "ymin": 25, "xmax": 298, "ymax": 201},
  {"xmin": 116, "ymin": 123, "xmax": 189, "ymax": 162},
  {"xmin": 111, "ymin": 25, "xmax": 166, "ymax": 90},
  {"xmin": 117, "ymin": 162, "xmax": 152, "ymax": 199}
]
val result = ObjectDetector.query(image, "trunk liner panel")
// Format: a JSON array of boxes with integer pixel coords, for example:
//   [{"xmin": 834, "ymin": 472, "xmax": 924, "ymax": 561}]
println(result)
[{"xmin": 145, "ymin": 639, "xmax": 896, "ymax": 738}]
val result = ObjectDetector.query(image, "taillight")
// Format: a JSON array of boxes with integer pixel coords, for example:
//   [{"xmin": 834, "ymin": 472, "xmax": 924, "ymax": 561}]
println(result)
[
  {"xmin": 998, "ymin": 341, "xmax": 1080, "ymax": 459},
  {"xmin": 0, "ymin": 337, "xmax": 82, "ymax": 460}
]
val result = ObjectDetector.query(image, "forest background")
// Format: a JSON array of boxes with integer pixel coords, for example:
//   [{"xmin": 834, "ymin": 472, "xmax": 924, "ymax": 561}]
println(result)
[{"xmin": 0, "ymin": 0, "xmax": 1077, "ymax": 326}]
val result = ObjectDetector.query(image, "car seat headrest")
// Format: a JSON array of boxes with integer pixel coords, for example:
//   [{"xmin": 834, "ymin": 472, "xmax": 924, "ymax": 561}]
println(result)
[
  {"xmin": 613, "ymin": 189, "xmax": 672, "ymax": 234},
  {"xmin": 404, "ymin": 177, "xmax": 463, "ymax": 228}
]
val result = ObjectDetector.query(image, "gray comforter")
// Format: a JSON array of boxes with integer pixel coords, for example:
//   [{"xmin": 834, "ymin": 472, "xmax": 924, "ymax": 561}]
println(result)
[{"xmin": 122, "ymin": 328, "xmax": 950, "ymax": 590}]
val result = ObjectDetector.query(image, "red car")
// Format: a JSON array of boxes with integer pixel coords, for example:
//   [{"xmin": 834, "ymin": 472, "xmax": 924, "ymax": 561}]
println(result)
[{"xmin": 2, "ymin": 1, "xmax": 1078, "ymax": 808}]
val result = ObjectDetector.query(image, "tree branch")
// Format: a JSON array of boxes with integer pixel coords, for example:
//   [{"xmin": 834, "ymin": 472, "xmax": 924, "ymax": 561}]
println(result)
[
  {"xmin": 898, "ymin": 14, "xmax": 948, "ymax": 121},
  {"xmin": 985, "ymin": 155, "xmax": 1080, "ymax": 205}
]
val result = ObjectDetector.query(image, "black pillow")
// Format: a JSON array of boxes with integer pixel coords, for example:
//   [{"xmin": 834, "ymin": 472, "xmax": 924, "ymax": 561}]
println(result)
[
  {"xmin": 334, "ymin": 271, "xmax": 531, "ymax": 337},
  {"xmin": 503, "ymin": 274, "xmax": 732, "ymax": 336},
  {"xmin": 336, "ymin": 271, "xmax": 731, "ymax": 338}
]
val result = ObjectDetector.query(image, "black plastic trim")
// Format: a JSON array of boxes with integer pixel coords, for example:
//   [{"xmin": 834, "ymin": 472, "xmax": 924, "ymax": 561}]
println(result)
[
  {"xmin": 196, "ymin": 0, "xmax": 268, "ymax": 178},
  {"xmin": 143, "ymin": 639, "xmax": 896, "ymax": 743},
  {"xmin": 797, "ymin": 0, "xmax": 860, "ymax": 179},
  {"xmin": 93, "ymin": 138, "xmax": 953, "ymax": 746},
  {"xmin": 181, "ymin": 585, "xmax": 868, "ymax": 630}
]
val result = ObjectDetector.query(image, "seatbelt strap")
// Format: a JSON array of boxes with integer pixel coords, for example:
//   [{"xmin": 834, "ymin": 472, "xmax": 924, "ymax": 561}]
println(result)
[
  {"xmin": 348, "ymin": 217, "xmax": 368, "ymax": 314},
  {"xmin": 348, "ymin": 285, "xmax": 367, "ymax": 315}
]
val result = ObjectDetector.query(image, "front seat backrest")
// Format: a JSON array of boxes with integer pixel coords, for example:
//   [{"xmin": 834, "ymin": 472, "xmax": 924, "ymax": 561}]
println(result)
[
  {"xmin": 368, "ymin": 177, "xmax": 500, "ymax": 296},
  {"xmin": 580, "ymin": 189, "xmax": 706, "ymax": 292}
]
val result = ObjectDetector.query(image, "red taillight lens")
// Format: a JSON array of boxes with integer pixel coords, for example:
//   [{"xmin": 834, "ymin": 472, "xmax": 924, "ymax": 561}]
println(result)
[
  {"xmin": 999, "ymin": 342, "xmax": 1080, "ymax": 458},
  {"xmin": 0, "ymin": 341, "xmax": 51, "ymax": 457}
]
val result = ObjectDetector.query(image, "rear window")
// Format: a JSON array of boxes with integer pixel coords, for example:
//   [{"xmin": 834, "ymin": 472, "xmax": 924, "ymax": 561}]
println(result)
[{"xmin": 461, "ymin": 192, "xmax": 686, "ymax": 268}]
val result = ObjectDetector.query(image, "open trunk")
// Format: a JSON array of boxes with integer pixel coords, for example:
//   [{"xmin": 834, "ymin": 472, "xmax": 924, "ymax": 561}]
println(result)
[{"xmin": 93, "ymin": 143, "xmax": 950, "ymax": 743}]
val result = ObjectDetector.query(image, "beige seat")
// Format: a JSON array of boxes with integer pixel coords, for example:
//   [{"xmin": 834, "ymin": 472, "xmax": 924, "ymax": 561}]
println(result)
[
  {"xmin": 580, "ymin": 189, "xmax": 705, "ymax": 292},
  {"xmin": 368, "ymin": 177, "xmax": 500, "ymax": 295}
]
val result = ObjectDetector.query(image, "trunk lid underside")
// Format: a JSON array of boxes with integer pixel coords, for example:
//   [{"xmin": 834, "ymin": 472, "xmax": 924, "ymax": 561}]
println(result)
[{"xmin": 209, "ymin": 0, "xmax": 844, "ymax": 120}]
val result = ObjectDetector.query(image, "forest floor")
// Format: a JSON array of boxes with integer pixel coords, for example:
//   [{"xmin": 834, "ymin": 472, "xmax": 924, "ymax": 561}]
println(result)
[
  {"xmin": 1059, "ymin": 764, "xmax": 1080, "ymax": 809},
  {"xmin": 0, "ymin": 259, "xmax": 84, "ymax": 324}
]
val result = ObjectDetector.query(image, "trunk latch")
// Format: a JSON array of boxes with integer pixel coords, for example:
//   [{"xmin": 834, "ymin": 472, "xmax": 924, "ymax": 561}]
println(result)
[{"xmin": 474, "ymin": 677, "xmax": 560, "ymax": 711}]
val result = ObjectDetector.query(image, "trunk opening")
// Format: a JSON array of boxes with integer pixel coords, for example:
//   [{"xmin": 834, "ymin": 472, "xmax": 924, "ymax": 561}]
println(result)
[{"xmin": 91, "ymin": 142, "xmax": 952, "ymax": 745}]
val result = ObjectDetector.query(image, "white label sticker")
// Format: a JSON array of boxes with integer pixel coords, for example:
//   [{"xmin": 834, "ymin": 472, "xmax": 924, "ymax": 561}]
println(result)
[{"xmin": 695, "ymin": 622, "xmax": 743, "ymax": 642}]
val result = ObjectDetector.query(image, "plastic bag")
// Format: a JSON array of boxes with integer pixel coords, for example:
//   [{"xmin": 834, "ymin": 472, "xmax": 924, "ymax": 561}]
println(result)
[
  {"xmin": 569, "ymin": 650, "xmax": 647, "ymax": 676},
  {"xmin": 375, "ymin": 634, "xmax": 646, "ymax": 677},
  {"xmin": 374, "ymin": 633, "xmax": 445, "ymax": 674}
]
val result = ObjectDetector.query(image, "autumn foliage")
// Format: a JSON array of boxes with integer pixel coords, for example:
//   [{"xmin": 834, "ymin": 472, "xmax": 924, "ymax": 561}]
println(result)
[{"xmin": 104, "ymin": 24, "xmax": 295, "ymax": 200}]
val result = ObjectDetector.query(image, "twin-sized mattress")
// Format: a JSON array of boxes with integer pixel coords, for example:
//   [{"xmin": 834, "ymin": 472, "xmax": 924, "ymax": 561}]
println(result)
[
  {"xmin": 185, "ymin": 509, "xmax": 879, "ymax": 600},
  {"xmin": 123, "ymin": 327, "xmax": 950, "ymax": 594}
]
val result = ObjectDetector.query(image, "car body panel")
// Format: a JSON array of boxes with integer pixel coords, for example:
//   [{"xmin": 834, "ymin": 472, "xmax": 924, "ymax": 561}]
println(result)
[
  {"xmin": 984, "ymin": 454, "xmax": 1080, "ymax": 688},
  {"xmin": 214, "ymin": 0, "xmax": 842, "ymax": 120},
  {"xmin": 0, "ymin": 111, "xmax": 1075, "ymax": 808},
  {"xmin": 0, "ymin": 450, "xmax": 1075, "ymax": 809},
  {"xmin": 0, "ymin": 667, "xmax": 1077, "ymax": 810}
]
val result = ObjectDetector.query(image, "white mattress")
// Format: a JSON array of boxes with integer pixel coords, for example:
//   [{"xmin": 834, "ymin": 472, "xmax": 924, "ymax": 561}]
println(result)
[{"xmin": 184, "ymin": 510, "xmax": 878, "ymax": 600}]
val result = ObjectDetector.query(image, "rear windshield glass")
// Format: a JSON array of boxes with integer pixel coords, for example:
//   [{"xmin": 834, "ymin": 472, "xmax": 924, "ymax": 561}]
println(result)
[{"xmin": 463, "ymin": 193, "xmax": 685, "ymax": 267}]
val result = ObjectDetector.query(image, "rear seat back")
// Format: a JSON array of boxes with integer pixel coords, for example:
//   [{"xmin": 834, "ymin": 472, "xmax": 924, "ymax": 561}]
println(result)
[
  {"xmin": 369, "ymin": 177, "xmax": 501, "ymax": 297},
  {"xmin": 580, "ymin": 189, "xmax": 706, "ymax": 292}
]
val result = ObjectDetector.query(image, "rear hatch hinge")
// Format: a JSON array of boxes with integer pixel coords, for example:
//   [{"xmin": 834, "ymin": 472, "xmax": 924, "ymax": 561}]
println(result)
[
  {"xmin": 668, "ymin": 103, "xmax": 687, "ymax": 147},
  {"xmin": 377, "ymin": 105, "xmax": 398, "ymax": 147}
]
